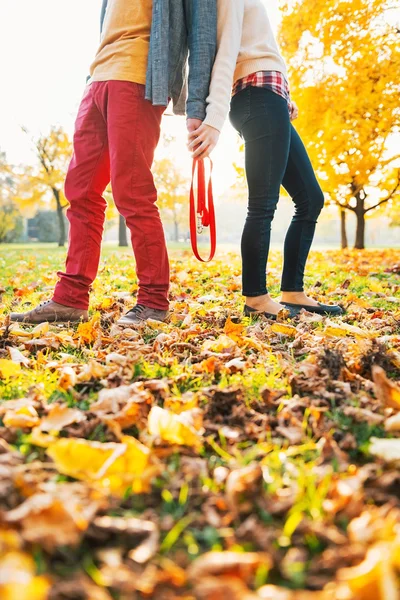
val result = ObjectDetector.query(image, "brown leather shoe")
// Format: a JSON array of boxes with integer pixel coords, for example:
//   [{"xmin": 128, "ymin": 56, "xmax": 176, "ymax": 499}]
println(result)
[
  {"xmin": 10, "ymin": 300, "xmax": 88, "ymax": 324},
  {"xmin": 117, "ymin": 304, "xmax": 169, "ymax": 327}
]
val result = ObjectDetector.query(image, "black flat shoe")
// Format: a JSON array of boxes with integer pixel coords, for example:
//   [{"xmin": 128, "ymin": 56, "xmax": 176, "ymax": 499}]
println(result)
[{"xmin": 280, "ymin": 301, "xmax": 344, "ymax": 316}]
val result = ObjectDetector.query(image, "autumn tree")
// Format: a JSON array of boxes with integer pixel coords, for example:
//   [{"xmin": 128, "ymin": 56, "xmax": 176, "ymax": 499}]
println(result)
[
  {"xmin": 153, "ymin": 155, "xmax": 189, "ymax": 243},
  {"xmin": 14, "ymin": 127, "xmax": 72, "ymax": 246},
  {"xmin": 0, "ymin": 151, "xmax": 23, "ymax": 243},
  {"xmin": 279, "ymin": 0, "xmax": 400, "ymax": 249}
]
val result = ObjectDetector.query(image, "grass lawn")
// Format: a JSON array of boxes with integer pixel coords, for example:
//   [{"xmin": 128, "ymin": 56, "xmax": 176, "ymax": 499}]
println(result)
[{"xmin": 0, "ymin": 245, "xmax": 399, "ymax": 599}]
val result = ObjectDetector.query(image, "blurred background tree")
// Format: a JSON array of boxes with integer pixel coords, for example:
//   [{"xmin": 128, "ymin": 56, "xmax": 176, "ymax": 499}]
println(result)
[
  {"xmin": 13, "ymin": 126, "xmax": 72, "ymax": 247},
  {"xmin": 153, "ymin": 136, "xmax": 189, "ymax": 242},
  {"xmin": 0, "ymin": 151, "xmax": 24, "ymax": 243},
  {"xmin": 279, "ymin": 0, "xmax": 400, "ymax": 249}
]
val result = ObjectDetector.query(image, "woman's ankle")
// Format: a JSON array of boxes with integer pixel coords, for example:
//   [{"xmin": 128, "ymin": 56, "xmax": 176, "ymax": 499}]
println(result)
[
  {"xmin": 281, "ymin": 291, "xmax": 319, "ymax": 306},
  {"xmin": 281, "ymin": 291, "xmax": 306, "ymax": 303}
]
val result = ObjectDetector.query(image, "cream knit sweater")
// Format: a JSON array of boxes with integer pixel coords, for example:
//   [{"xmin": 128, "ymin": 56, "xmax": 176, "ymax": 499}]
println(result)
[{"xmin": 204, "ymin": 0, "xmax": 288, "ymax": 132}]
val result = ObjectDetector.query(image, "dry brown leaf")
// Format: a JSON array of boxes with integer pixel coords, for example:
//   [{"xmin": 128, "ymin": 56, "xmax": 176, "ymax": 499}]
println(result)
[
  {"xmin": 5, "ymin": 483, "xmax": 105, "ymax": 550},
  {"xmin": 225, "ymin": 464, "xmax": 263, "ymax": 517},
  {"xmin": 93, "ymin": 515, "xmax": 159, "ymax": 563},
  {"xmin": 187, "ymin": 551, "xmax": 272, "ymax": 584},
  {"xmin": 40, "ymin": 403, "xmax": 86, "ymax": 432},
  {"xmin": 193, "ymin": 575, "xmax": 259, "ymax": 600},
  {"xmin": 372, "ymin": 365, "xmax": 400, "ymax": 410},
  {"xmin": 7, "ymin": 346, "xmax": 30, "ymax": 367},
  {"xmin": 385, "ymin": 412, "xmax": 400, "ymax": 432}
]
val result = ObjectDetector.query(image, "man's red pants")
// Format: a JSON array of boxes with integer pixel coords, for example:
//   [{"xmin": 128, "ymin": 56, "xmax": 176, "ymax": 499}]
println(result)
[{"xmin": 52, "ymin": 81, "xmax": 169, "ymax": 311}]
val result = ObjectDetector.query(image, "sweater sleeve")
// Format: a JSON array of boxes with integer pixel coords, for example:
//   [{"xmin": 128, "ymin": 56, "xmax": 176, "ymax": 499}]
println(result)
[
  {"xmin": 203, "ymin": 0, "xmax": 245, "ymax": 132},
  {"xmin": 185, "ymin": 0, "xmax": 218, "ymax": 121}
]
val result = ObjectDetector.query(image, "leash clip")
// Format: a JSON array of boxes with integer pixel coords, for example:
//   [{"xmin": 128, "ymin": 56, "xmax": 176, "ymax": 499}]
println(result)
[{"xmin": 197, "ymin": 214, "xmax": 204, "ymax": 235}]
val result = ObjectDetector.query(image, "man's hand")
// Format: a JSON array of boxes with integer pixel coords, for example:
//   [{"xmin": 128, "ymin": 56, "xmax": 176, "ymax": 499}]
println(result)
[
  {"xmin": 187, "ymin": 123, "xmax": 220, "ymax": 160},
  {"xmin": 290, "ymin": 101, "xmax": 299, "ymax": 121},
  {"xmin": 186, "ymin": 118, "xmax": 203, "ymax": 134}
]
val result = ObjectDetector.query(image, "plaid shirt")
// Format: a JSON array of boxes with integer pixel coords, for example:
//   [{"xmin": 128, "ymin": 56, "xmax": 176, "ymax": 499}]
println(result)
[{"xmin": 233, "ymin": 70, "xmax": 293, "ymax": 116}]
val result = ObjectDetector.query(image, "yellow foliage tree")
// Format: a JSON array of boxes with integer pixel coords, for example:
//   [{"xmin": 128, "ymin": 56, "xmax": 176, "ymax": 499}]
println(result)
[
  {"xmin": 0, "ymin": 151, "xmax": 23, "ymax": 243},
  {"xmin": 279, "ymin": 0, "xmax": 400, "ymax": 249},
  {"xmin": 14, "ymin": 127, "xmax": 72, "ymax": 247},
  {"xmin": 153, "ymin": 155, "xmax": 189, "ymax": 243}
]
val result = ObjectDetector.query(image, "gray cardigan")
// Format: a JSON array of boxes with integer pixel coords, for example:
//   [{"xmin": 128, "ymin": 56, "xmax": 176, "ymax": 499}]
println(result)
[{"xmin": 99, "ymin": 0, "xmax": 217, "ymax": 120}]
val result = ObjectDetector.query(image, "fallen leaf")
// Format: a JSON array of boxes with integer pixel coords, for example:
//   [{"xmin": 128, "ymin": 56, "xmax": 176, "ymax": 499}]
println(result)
[
  {"xmin": 3, "ymin": 405, "xmax": 40, "ymax": 429},
  {"xmin": 0, "ymin": 359, "xmax": 21, "ymax": 379},
  {"xmin": 369, "ymin": 437, "xmax": 400, "ymax": 464},
  {"xmin": 337, "ymin": 542, "xmax": 399, "ymax": 600},
  {"xmin": 58, "ymin": 366, "xmax": 77, "ymax": 390},
  {"xmin": 372, "ymin": 365, "xmax": 400, "ymax": 410},
  {"xmin": 188, "ymin": 551, "xmax": 272, "ymax": 584},
  {"xmin": 224, "ymin": 317, "xmax": 245, "ymax": 343},
  {"xmin": 40, "ymin": 404, "xmax": 86, "ymax": 432},
  {"xmin": 93, "ymin": 516, "xmax": 159, "ymax": 563},
  {"xmin": 271, "ymin": 323, "xmax": 297, "ymax": 337},
  {"xmin": 385, "ymin": 412, "xmax": 400, "ymax": 432},
  {"xmin": 47, "ymin": 435, "xmax": 155, "ymax": 496},
  {"xmin": 7, "ymin": 347, "xmax": 30, "ymax": 367},
  {"xmin": 148, "ymin": 406, "xmax": 203, "ymax": 447},
  {"xmin": 5, "ymin": 483, "xmax": 104, "ymax": 550},
  {"xmin": 225, "ymin": 464, "xmax": 263, "ymax": 517}
]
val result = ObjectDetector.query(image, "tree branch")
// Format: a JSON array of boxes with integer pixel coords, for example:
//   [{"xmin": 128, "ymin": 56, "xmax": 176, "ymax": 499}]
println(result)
[{"xmin": 364, "ymin": 172, "xmax": 400, "ymax": 213}]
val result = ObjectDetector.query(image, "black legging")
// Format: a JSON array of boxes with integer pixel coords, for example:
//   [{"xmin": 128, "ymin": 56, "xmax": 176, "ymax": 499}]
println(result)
[{"xmin": 229, "ymin": 86, "xmax": 325, "ymax": 296}]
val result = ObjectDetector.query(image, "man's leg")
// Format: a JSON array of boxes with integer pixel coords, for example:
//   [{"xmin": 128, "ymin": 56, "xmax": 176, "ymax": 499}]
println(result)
[
  {"xmin": 10, "ymin": 84, "xmax": 110, "ymax": 324},
  {"xmin": 53, "ymin": 83, "xmax": 110, "ymax": 310},
  {"xmin": 107, "ymin": 81, "xmax": 169, "ymax": 315}
]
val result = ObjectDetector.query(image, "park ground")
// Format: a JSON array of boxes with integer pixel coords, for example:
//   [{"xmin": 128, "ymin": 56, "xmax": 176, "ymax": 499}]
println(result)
[{"xmin": 0, "ymin": 245, "xmax": 400, "ymax": 599}]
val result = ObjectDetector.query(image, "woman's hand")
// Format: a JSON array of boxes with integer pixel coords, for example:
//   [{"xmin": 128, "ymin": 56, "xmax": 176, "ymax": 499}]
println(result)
[
  {"xmin": 188, "ymin": 123, "xmax": 220, "ymax": 160},
  {"xmin": 290, "ymin": 101, "xmax": 299, "ymax": 121}
]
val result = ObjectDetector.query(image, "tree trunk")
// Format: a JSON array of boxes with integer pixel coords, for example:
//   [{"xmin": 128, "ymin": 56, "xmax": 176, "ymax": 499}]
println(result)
[
  {"xmin": 53, "ymin": 188, "xmax": 66, "ymax": 247},
  {"xmin": 119, "ymin": 214, "xmax": 128, "ymax": 247},
  {"xmin": 354, "ymin": 210, "xmax": 366, "ymax": 249},
  {"xmin": 174, "ymin": 220, "xmax": 179, "ymax": 243},
  {"xmin": 354, "ymin": 192, "xmax": 367, "ymax": 250},
  {"xmin": 340, "ymin": 209, "xmax": 348, "ymax": 249}
]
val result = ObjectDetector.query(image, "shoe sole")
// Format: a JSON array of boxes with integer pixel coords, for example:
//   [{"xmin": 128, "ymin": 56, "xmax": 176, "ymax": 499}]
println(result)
[
  {"xmin": 10, "ymin": 316, "xmax": 88, "ymax": 325},
  {"xmin": 117, "ymin": 320, "xmax": 167, "ymax": 328}
]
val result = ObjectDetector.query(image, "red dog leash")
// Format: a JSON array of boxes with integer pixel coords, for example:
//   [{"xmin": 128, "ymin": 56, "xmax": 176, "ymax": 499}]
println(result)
[{"xmin": 189, "ymin": 158, "xmax": 216, "ymax": 262}]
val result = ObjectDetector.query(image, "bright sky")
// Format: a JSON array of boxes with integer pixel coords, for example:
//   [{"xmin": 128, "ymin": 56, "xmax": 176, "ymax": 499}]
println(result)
[{"xmin": 0, "ymin": 0, "xmax": 280, "ymax": 196}]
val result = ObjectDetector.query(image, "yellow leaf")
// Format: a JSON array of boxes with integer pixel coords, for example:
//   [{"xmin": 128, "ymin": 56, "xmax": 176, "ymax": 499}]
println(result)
[
  {"xmin": 271, "ymin": 323, "xmax": 297, "ymax": 337},
  {"xmin": 324, "ymin": 321, "xmax": 373, "ymax": 339},
  {"xmin": 223, "ymin": 317, "xmax": 245, "ymax": 342},
  {"xmin": 0, "ymin": 551, "xmax": 50, "ymax": 600},
  {"xmin": 0, "ymin": 360, "xmax": 21, "ymax": 379},
  {"xmin": 100, "ymin": 297, "xmax": 113, "ymax": 309},
  {"xmin": 28, "ymin": 427, "xmax": 58, "ymax": 448},
  {"xmin": 201, "ymin": 335, "xmax": 237, "ymax": 354},
  {"xmin": 47, "ymin": 435, "xmax": 154, "ymax": 496},
  {"xmin": 148, "ymin": 406, "xmax": 203, "ymax": 448},
  {"xmin": 75, "ymin": 315, "xmax": 100, "ymax": 345},
  {"xmin": 337, "ymin": 543, "xmax": 399, "ymax": 600},
  {"xmin": 3, "ymin": 406, "xmax": 40, "ymax": 429}
]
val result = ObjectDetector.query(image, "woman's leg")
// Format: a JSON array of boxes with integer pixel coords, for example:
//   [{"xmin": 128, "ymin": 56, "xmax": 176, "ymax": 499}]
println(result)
[
  {"xmin": 233, "ymin": 88, "xmax": 291, "ymax": 313},
  {"xmin": 280, "ymin": 125, "xmax": 325, "ymax": 302}
]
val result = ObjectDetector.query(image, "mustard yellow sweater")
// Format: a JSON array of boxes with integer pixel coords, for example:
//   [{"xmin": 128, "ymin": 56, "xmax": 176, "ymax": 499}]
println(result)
[{"xmin": 90, "ymin": 0, "xmax": 152, "ymax": 86}]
